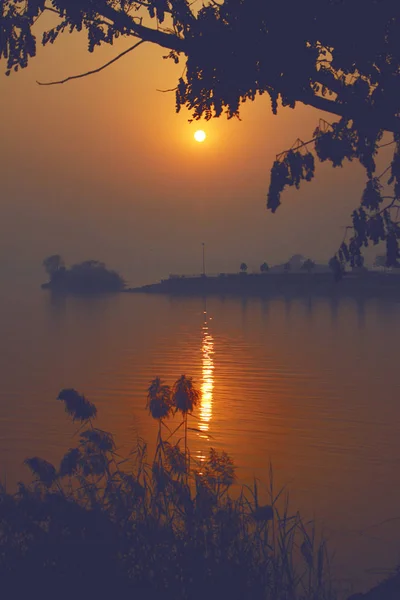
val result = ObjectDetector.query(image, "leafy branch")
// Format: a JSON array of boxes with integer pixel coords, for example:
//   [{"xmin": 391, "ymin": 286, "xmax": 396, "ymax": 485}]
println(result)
[{"xmin": 268, "ymin": 124, "xmax": 400, "ymax": 272}]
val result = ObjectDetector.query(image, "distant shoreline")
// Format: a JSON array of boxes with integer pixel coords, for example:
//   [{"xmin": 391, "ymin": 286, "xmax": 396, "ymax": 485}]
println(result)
[{"xmin": 124, "ymin": 271, "xmax": 400, "ymax": 299}]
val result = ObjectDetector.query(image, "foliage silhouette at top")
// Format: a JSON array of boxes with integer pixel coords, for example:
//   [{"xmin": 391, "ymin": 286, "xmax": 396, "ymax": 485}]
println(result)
[
  {"xmin": 42, "ymin": 256, "xmax": 125, "ymax": 292},
  {"xmin": 4, "ymin": 1, "xmax": 400, "ymax": 269}
]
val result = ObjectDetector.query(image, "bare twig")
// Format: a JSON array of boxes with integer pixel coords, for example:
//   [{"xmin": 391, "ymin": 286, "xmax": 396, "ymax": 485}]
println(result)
[
  {"xmin": 276, "ymin": 137, "xmax": 316, "ymax": 160},
  {"xmin": 377, "ymin": 139, "xmax": 396, "ymax": 149},
  {"xmin": 276, "ymin": 120, "xmax": 333, "ymax": 160},
  {"xmin": 37, "ymin": 40, "xmax": 146, "ymax": 86},
  {"xmin": 156, "ymin": 86, "xmax": 178, "ymax": 93},
  {"xmin": 43, "ymin": 5, "xmax": 61, "ymax": 16},
  {"xmin": 377, "ymin": 164, "xmax": 392, "ymax": 180}
]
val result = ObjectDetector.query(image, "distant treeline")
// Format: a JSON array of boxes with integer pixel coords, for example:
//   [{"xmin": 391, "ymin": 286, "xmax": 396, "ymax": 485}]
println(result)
[{"xmin": 41, "ymin": 255, "xmax": 125, "ymax": 293}]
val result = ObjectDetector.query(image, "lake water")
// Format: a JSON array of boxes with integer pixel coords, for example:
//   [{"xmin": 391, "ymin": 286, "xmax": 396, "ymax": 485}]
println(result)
[{"xmin": 1, "ymin": 284, "xmax": 400, "ymax": 594}]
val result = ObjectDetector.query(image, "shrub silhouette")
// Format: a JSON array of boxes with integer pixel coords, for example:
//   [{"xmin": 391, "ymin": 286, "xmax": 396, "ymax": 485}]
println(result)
[{"xmin": 0, "ymin": 379, "xmax": 336, "ymax": 600}]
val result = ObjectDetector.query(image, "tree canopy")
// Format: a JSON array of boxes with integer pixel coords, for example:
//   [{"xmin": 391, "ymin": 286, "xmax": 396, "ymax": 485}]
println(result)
[
  {"xmin": 3, "ymin": 0, "xmax": 400, "ymax": 270},
  {"xmin": 42, "ymin": 256, "xmax": 125, "ymax": 292},
  {"xmin": 42, "ymin": 254, "xmax": 65, "ymax": 277},
  {"xmin": 302, "ymin": 259, "xmax": 316, "ymax": 273}
]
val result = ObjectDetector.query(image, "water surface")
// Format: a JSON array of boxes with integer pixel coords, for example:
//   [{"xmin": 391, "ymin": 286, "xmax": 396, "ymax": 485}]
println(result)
[{"xmin": 1, "ymin": 285, "xmax": 400, "ymax": 592}]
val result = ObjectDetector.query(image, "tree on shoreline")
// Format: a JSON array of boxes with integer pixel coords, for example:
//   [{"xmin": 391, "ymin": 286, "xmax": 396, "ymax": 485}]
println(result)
[
  {"xmin": 42, "ymin": 257, "xmax": 125, "ymax": 292},
  {"xmin": 374, "ymin": 254, "xmax": 388, "ymax": 271},
  {"xmin": 3, "ymin": 1, "xmax": 400, "ymax": 268},
  {"xmin": 302, "ymin": 259, "xmax": 316, "ymax": 273},
  {"xmin": 42, "ymin": 255, "xmax": 65, "ymax": 279}
]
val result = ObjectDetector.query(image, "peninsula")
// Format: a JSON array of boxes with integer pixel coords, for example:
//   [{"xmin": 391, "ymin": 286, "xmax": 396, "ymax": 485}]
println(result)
[{"xmin": 126, "ymin": 270, "xmax": 400, "ymax": 299}]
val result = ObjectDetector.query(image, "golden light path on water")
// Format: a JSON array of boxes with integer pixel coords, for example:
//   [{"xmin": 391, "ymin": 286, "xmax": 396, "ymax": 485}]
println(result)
[{"xmin": 199, "ymin": 310, "xmax": 214, "ymax": 435}]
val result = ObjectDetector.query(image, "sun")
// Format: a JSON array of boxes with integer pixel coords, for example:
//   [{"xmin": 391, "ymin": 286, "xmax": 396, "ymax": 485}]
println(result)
[{"xmin": 194, "ymin": 130, "xmax": 206, "ymax": 143}]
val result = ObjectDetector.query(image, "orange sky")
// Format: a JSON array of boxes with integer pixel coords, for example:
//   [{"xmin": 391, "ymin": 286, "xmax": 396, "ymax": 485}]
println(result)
[{"xmin": 0, "ymin": 15, "xmax": 387, "ymax": 286}]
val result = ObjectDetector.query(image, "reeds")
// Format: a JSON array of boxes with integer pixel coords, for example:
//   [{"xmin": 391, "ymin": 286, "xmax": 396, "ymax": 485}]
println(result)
[{"xmin": 0, "ymin": 378, "xmax": 337, "ymax": 600}]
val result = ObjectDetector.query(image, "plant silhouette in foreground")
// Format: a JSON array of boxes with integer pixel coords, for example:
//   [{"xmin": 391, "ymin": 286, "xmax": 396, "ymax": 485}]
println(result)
[{"xmin": 0, "ymin": 379, "xmax": 336, "ymax": 599}]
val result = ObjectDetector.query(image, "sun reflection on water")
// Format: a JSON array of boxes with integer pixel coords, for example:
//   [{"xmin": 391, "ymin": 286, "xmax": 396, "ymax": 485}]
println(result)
[{"xmin": 200, "ymin": 310, "xmax": 214, "ymax": 435}]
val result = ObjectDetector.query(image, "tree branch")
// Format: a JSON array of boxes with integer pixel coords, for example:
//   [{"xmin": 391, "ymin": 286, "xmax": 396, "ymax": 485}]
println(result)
[
  {"xmin": 36, "ymin": 40, "xmax": 146, "ymax": 85},
  {"xmin": 97, "ymin": 2, "xmax": 187, "ymax": 53},
  {"xmin": 378, "ymin": 139, "xmax": 396, "ymax": 149},
  {"xmin": 298, "ymin": 90, "xmax": 400, "ymax": 134},
  {"xmin": 378, "ymin": 198, "xmax": 400, "ymax": 215},
  {"xmin": 34, "ymin": 2, "xmax": 400, "ymax": 137},
  {"xmin": 377, "ymin": 165, "xmax": 392, "ymax": 180},
  {"xmin": 156, "ymin": 86, "xmax": 178, "ymax": 92},
  {"xmin": 276, "ymin": 135, "xmax": 319, "ymax": 160}
]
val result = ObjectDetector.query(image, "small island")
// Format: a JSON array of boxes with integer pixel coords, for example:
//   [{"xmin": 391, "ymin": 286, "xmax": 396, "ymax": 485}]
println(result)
[{"xmin": 41, "ymin": 255, "xmax": 125, "ymax": 294}]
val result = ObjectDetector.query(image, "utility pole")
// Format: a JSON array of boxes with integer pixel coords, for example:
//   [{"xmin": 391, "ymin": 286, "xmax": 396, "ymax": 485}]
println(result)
[{"xmin": 202, "ymin": 242, "xmax": 206, "ymax": 276}]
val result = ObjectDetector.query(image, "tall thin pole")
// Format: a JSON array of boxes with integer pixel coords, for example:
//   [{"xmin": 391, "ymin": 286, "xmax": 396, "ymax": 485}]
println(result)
[{"xmin": 202, "ymin": 242, "xmax": 206, "ymax": 276}]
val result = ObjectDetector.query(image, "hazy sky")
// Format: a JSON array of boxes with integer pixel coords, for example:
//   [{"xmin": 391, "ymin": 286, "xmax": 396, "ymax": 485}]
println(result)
[{"xmin": 0, "ymin": 13, "xmax": 387, "ymax": 286}]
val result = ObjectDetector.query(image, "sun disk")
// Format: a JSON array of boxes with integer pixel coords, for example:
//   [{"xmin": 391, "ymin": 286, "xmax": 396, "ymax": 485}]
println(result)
[{"xmin": 194, "ymin": 130, "xmax": 206, "ymax": 143}]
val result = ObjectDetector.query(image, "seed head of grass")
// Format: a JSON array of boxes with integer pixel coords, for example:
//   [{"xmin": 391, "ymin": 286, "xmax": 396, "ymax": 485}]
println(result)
[
  {"xmin": 146, "ymin": 377, "xmax": 173, "ymax": 420},
  {"xmin": 172, "ymin": 375, "xmax": 200, "ymax": 415}
]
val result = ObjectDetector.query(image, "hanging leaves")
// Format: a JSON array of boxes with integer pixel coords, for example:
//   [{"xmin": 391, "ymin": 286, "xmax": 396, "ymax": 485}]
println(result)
[
  {"xmin": 388, "ymin": 142, "xmax": 400, "ymax": 199},
  {"xmin": 314, "ymin": 121, "xmax": 357, "ymax": 167},
  {"xmin": 267, "ymin": 150, "xmax": 315, "ymax": 213},
  {"xmin": 361, "ymin": 178, "xmax": 383, "ymax": 210},
  {"xmin": 386, "ymin": 231, "xmax": 400, "ymax": 267}
]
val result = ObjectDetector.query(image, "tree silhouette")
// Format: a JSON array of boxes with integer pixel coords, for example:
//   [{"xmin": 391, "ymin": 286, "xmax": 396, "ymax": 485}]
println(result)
[
  {"xmin": 260, "ymin": 262, "xmax": 269, "ymax": 273},
  {"xmin": 302, "ymin": 259, "xmax": 316, "ymax": 273},
  {"xmin": 240, "ymin": 263, "xmax": 248, "ymax": 273},
  {"xmin": 374, "ymin": 254, "xmax": 387, "ymax": 269},
  {"xmin": 42, "ymin": 254, "xmax": 64, "ymax": 279},
  {"xmin": 4, "ymin": 1, "xmax": 400, "ymax": 267},
  {"xmin": 329, "ymin": 255, "xmax": 344, "ymax": 281},
  {"xmin": 42, "ymin": 257, "xmax": 125, "ymax": 292}
]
